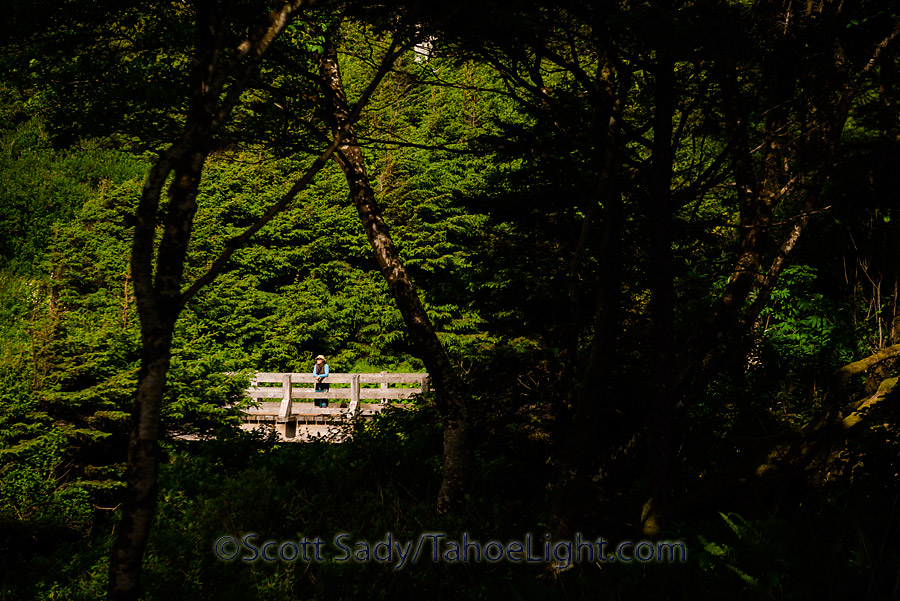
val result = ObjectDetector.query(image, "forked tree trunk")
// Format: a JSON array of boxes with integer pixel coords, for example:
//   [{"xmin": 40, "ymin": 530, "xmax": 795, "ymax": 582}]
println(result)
[
  {"xmin": 109, "ymin": 144, "xmax": 207, "ymax": 601},
  {"xmin": 318, "ymin": 39, "xmax": 473, "ymax": 513},
  {"xmin": 108, "ymin": 3, "xmax": 323, "ymax": 598}
]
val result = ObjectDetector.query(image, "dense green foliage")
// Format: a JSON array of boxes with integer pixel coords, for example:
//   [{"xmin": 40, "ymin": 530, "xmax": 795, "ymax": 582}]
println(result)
[{"xmin": 2, "ymin": 0, "xmax": 900, "ymax": 599}]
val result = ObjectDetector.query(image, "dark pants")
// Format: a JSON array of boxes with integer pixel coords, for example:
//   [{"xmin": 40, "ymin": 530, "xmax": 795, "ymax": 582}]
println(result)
[{"xmin": 315, "ymin": 381, "xmax": 329, "ymax": 408}]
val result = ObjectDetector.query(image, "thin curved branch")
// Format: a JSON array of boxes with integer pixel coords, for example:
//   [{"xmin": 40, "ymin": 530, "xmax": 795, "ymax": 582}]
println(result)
[
  {"xmin": 178, "ymin": 132, "xmax": 343, "ymax": 309},
  {"xmin": 180, "ymin": 32, "xmax": 411, "ymax": 308}
]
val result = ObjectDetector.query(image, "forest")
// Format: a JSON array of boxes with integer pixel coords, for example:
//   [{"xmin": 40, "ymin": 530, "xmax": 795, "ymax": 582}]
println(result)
[{"xmin": 1, "ymin": 0, "xmax": 899, "ymax": 599}]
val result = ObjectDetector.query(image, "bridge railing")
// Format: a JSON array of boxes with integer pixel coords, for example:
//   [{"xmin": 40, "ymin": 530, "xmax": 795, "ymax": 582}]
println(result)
[{"xmin": 244, "ymin": 371, "xmax": 430, "ymax": 421}]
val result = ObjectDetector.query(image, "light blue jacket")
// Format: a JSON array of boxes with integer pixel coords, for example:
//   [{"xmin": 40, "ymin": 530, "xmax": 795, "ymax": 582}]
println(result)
[{"xmin": 313, "ymin": 363, "xmax": 329, "ymax": 378}]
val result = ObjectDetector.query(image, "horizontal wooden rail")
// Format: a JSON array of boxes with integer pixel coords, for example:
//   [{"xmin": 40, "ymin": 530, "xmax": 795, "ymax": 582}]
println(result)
[
  {"xmin": 251, "ymin": 372, "xmax": 429, "ymax": 384},
  {"xmin": 247, "ymin": 388, "xmax": 425, "ymax": 400}
]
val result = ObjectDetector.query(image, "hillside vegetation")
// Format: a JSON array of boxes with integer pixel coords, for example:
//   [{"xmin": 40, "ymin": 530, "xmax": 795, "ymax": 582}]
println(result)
[{"xmin": 1, "ymin": 1, "xmax": 899, "ymax": 599}]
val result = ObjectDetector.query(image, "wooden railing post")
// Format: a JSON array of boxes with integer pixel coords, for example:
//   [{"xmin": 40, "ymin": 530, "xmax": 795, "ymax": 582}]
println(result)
[
  {"xmin": 349, "ymin": 373, "xmax": 360, "ymax": 416},
  {"xmin": 278, "ymin": 373, "xmax": 292, "ymax": 420},
  {"xmin": 247, "ymin": 371, "xmax": 260, "ymax": 405},
  {"xmin": 380, "ymin": 370, "xmax": 388, "ymax": 404}
]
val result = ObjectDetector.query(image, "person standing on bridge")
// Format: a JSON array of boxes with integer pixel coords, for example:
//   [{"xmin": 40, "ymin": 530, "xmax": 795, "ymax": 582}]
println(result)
[{"xmin": 313, "ymin": 355, "xmax": 330, "ymax": 407}]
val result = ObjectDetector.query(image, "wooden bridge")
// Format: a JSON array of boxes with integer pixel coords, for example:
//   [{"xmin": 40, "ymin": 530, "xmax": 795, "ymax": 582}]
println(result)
[{"xmin": 241, "ymin": 372, "xmax": 430, "ymax": 440}]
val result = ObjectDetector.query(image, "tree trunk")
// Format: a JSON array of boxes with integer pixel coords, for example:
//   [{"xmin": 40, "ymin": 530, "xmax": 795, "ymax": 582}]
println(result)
[
  {"xmin": 672, "ymin": 63, "xmax": 772, "ymax": 397},
  {"xmin": 642, "ymin": 52, "xmax": 676, "ymax": 536},
  {"xmin": 317, "ymin": 39, "xmax": 473, "ymax": 514},
  {"xmin": 107, "ymin": 333, "xmax": 173, "ymax": 600},
  {"xmin": 549, "ymin": 94, "xmax": 624, "ymax": 540}
]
